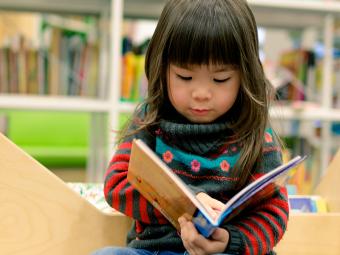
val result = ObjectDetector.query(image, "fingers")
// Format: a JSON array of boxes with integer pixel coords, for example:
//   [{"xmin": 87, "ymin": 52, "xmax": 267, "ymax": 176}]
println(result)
[
  {"xmin": 196, "ymin": 193, "xmax": 225, "ymax": 220},
  {"xmin": 178, "ymin": 216, "xmax": 206, "ymax": 255},
  {"xmin": 212, "ymin": 200, "xmax": 225, "ymax": 211},
  {"xmin": 178, "ymin": 216, "xmax": 230, "ymax": 255}
]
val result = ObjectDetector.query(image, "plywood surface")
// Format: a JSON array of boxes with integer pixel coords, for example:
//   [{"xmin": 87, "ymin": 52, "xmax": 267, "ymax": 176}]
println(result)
[
  {"xmin": 275, "ymin": 213, "xmax": 340, "ymax": 254},
  {"xmin": 315, "ymin": 149, "xmax": 340, "ymax": 212},
  {"xmin": 0, "ymin": 133, "xmax": 132, "ymax": 255}
]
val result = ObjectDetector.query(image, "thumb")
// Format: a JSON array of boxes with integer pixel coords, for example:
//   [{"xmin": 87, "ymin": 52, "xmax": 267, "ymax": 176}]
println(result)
[{"xmin": 211, "ymin": 228, "xmax": 230, "ymax": 243}]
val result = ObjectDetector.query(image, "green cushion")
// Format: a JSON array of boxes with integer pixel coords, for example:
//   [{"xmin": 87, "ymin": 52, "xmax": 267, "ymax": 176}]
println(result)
[
  {"xmin": 4, "ymin": 110, "xmax": 90, "ymax": 167},
  {"xmin": 1, "ymin": 110, "xmax": 132, "ymax": 168}
]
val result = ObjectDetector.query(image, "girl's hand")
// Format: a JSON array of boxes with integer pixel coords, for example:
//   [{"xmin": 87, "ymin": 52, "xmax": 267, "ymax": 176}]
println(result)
[
  {"xmin": 178, "ymin": 216, "xmax": 229, "ymax": 255},
  {"xmin": 196, "ymin": 192, "xmax": 225, "ymax": 220}
]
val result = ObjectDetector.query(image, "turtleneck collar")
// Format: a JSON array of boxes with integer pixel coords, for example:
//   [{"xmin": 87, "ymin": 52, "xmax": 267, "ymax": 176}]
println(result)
[{"xmin": 158, "ymin": 118, "xmax": 232, "ymax": 155}]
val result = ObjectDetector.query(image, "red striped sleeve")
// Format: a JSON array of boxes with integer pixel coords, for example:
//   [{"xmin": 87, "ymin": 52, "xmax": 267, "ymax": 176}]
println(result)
[
  {"xmin": 124, "ymin": 185, "xmax": 134, "ymax": 216},
  {"xmin": 109, "ymin": 153, "xmax": 130, "ymax": 165},
  {"xmin": 251, "ymin": 215, "xmax": 275, "ymax": 248},
  {"xmin": 139, "ymin": 195, "xmax": 151, "ymax": 223},
  {"xmin": 104, "ymin": 139, "xmax": 169, "ymax": 225},
  {"xmin": 238, "ymin": 224, "xmax": 257, "ymax": 255},
  {"xmin": 243, "ymin": 219, "xmax": 268, "ymax": 253},
  {"xmin": 153, "ymin": 207, "xmax": 168, "ymax": 224},
  {"xmin": 108, "ymin": 161, "xmax": 129, "ymax": 172},
  {"xmin": 111, "ymin": 175, "xmax": 129, "ymax": 210},
  {"xmin": 119, "ymin": 141, "xmax": 132, "ymax": 150}
]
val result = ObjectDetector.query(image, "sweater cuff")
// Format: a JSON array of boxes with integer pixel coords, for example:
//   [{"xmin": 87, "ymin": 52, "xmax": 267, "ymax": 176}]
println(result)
[{"xmin": 224, "ymin": 225, "xmax": 244, "ymax": 255}]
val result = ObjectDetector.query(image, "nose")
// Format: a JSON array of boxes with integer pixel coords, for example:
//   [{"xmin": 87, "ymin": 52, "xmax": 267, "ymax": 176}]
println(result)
[{"xmin": 192, "ymin": 85, "xmax": 212, "ymax": 101}]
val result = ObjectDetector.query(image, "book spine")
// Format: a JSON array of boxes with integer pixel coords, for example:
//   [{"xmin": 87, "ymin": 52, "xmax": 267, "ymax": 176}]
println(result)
[{"xmin": 192, "ymin": 210, "xmax": 216, "ymax": 238}]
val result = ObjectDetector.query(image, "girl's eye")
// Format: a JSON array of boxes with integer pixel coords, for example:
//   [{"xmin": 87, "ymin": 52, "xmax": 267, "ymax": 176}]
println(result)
[
  {"xmin": 214, "ymin": 77, "xmax": 230, "ymax": 83},
  {"xmin": 176, "ymin": 74, "xmax": 192, "ymax": 81}
]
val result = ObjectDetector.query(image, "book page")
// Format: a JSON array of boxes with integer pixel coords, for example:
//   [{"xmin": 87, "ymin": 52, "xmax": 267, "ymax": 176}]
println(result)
[{"xmin": 215, "ymin": 155, "xmax": 306, "ymax": 225}]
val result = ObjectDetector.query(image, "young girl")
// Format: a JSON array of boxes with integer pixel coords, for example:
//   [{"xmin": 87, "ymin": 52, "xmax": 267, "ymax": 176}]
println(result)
[{"xmin": 93, "ymin": 0, "xmax": 288, "ymax": 254}]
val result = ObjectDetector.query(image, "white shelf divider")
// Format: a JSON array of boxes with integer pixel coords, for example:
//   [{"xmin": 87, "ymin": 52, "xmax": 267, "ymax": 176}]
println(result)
[
  {"xmin": 0, "ymin": 95, "xmax": 111, "ymax": 112},
  {"xmin": 248, "ymin": 0, "xmax": 340, "ymax": 14},
  {"xmin": 0, "ymin": 0, "xmax": 108, "ymax": 14},
  {"xmin": 270, "ymin": 105, "xmax": 340, "ymax": 122}
]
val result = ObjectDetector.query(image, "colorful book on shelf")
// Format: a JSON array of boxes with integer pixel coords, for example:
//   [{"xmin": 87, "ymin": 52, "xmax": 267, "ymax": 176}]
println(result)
[
  {"xmin": 288, "ymin": 195, "xmax": 328, "ymax": 213},
  {"xmin": 127, "ymin": 139, "xmax": 307, "ymax": 238}
]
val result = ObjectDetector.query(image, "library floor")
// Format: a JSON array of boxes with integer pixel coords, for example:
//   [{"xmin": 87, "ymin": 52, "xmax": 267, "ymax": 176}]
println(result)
[{"xmin": 51, "ymin": 168, "xmax": 86, "ymax": 183}]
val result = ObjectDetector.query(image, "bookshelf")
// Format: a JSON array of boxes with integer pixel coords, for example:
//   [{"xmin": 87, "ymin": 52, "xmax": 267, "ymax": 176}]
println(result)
[{"xmin": 0, "ymin": 0, "xmax": 115, "ymax": 182}]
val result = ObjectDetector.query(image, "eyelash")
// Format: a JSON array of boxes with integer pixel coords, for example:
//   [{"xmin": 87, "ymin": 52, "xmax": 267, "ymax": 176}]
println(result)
[
  {"xmin": 214, "ymin": 78, "xmax": 230, "ymax": 83},
  {"xmin": 177, "ymin": 74, "xmax": 192, "ymax": 81},
  {"xmin": 176, "ymin": 74, "xmax": 231, "ymax": 83}
]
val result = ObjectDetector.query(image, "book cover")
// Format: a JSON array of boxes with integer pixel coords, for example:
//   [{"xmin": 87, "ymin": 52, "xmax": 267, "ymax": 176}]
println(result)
[{"xmin": 127, "ymin": 139, "xmax": 306, "ymax": 237}]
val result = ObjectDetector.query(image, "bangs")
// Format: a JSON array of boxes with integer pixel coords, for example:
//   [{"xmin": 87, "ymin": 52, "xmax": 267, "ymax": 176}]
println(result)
[{"xmin": 166, "ymin": 3, "xmax": 241, "ymax": 67}]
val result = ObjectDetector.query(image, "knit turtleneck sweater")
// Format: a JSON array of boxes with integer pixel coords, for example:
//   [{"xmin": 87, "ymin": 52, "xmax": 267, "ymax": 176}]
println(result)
[
  {"xmin": 104, "ymin": 112, "xmax": 289, "ymax": 255},
  {"xmin": 158, "ymin": 119, "xmax": 233, "ymax": 155}
]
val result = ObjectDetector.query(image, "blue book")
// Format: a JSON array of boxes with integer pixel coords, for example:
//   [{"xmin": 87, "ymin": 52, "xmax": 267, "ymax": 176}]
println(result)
[
  {"xmin": 288, "ymin": 195, "xmax": 328, "ymax": 213},
  {"xmin": 128, "ymin": 139, "xmax": 306, "ymax": 237},
  {"xmin": 289, "ymin": 196, "xmax": 315, "ymax": 212}
]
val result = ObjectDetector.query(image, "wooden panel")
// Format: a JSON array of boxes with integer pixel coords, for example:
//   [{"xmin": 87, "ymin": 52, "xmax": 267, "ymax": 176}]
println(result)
[
  {"xmin": 0, "ymin": 133, "xmax": 132, "ymax": 255},
  {"xmin": 275, "ymin": 149, "xmax": 340, "ymax": 255},
  {"xmin": 275, "ymin": 214, "xmax": 340, "ymax": 255},
  {"xmin": 315, "ymin": 149, "xmax": 340, "ymax": 212}
]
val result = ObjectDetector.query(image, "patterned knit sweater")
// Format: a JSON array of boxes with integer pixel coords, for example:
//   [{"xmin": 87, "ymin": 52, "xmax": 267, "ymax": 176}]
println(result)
[{"xmin": 104, "ymin": 112, "xmax": 289, "ymax": 255}]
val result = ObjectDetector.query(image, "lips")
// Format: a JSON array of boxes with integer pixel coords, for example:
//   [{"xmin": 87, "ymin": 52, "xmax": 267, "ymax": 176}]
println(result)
[{"xmin": 190, "ymin": 108, "xmax": 210, "ymax": 115}]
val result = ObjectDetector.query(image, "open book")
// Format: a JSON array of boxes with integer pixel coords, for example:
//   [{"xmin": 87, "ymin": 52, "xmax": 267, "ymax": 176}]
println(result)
[{"xmin": 127, "ymin": 139, "xmax": 306, "ymax": 237}]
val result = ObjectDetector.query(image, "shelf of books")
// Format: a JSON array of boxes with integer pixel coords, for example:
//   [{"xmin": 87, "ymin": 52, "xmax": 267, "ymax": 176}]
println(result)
[
  {"xmin": 0, "ymin": 13, "xmax": 104, "ymax": 98},
  {"xmin": 0, "ymin": 5, "xmax": 113, "ymax": 182}
]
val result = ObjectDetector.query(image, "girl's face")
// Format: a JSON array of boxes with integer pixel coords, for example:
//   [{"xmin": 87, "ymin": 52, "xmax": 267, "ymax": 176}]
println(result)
[{"xmin": 167, "ymin": 64, "xmax": 241, "ymax": 123}]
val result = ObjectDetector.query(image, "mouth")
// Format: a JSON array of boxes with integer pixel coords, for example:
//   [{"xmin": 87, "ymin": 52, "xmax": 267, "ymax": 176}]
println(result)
[{"xmin": 190, "ymin": 108, "xmax": 210, "ymax": 116}]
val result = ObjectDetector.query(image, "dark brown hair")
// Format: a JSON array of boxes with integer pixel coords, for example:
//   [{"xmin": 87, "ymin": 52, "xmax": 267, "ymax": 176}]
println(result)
[{"xmin": 120, "ymin": 0, "xmax": 277, "ymax": 188}]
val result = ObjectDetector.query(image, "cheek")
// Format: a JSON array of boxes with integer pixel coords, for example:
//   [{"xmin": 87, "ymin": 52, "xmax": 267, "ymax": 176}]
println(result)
[
  {"xmin": 216, "ymin": 87, "xmax": 239, "ymax": 109},
  {"xmin": 169, "ymin": 87, "xmax": 187, "ymax": 107}
]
